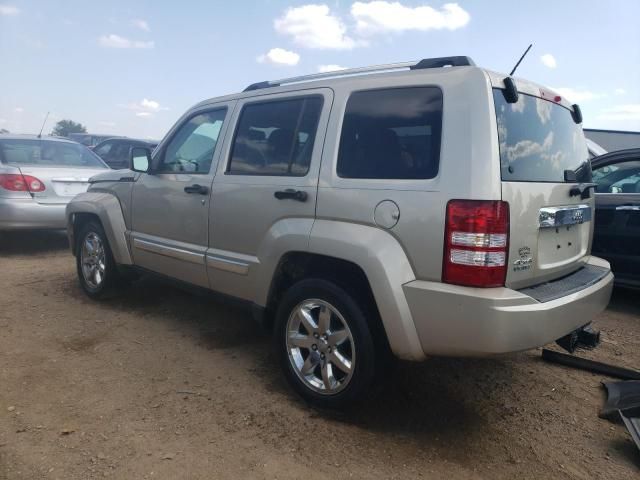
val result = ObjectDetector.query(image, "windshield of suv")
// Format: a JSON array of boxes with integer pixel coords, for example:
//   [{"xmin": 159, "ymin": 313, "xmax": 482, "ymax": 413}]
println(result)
[
  {"xmin": 494, "ymin": 89, "xmax": 591, "ymax": 183},
  {"xmin": 0, "ymin": 139, "xmax": 107, "ymax": 168}
]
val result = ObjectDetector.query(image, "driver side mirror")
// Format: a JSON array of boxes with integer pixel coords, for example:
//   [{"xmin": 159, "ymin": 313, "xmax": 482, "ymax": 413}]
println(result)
[{"xmin": 130, "ymin": 147, "xmax": 151, "ymax": 173}]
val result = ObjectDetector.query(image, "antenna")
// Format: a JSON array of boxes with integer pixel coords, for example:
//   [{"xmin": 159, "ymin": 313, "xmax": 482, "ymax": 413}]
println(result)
[
  {"xmin": 509, "ymin": 44, "xmax": 532, "ymax": 76},
  {"xmin": 38, "ymin": 111, "xmax": 50, "ymax": 138}
]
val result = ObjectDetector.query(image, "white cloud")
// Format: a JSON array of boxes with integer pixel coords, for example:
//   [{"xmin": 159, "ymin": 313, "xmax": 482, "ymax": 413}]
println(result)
[
  {"xmin": 14, "ymin": 107, "xmax": 23, "ymax": 113},
  {"xmin": 275, "ymin": 4, "xmax": 357, "ymax": 50},
  {"xmin": 614, "ymin": 88, "xmax": 626, "ymax": 95},
  {"xmin": 0, "ymin": 118, "xmax": 7, "ymax": 124},
  {"xmin": 598, "ymin": 104, "xmax": 640, "ymax": 121},
  {"xmin": 140, "ymin": 98, "xmax": 162, "ymax": 111},
  {"xmin": 318, "ymin": 64, "xmax": 348, "ymax": 73},
  {"xmin": 551, "ymin": 87, "xmax": 601, "ymax": 103},
  {"xmin": 99, "ymin": 121, "xmax": 117, "ymax": 127},
  {"xmin": 351, "ymin": 1, "xmax": 470, "ymax": 35},
  {"xmin": 257, "ymin": 47, "xmax": 300, "ymax": 66},
  {"xmin": 131, "ymin": 19, "xmax": 150, "ymax": 32},
  {"xmin": 540, "ymin": 54, "xmax": 557, "ymax": 69},
  {"xmin": 98, "ymin": 34, "xmax": 154, "ymax": 49},
  {"xmin": 120, "ymin": 98, "xmax": 168, "ymax": 118},
  {"xmin": 0, "ymin": 4, "xmax": 19, "ymax": 16}
]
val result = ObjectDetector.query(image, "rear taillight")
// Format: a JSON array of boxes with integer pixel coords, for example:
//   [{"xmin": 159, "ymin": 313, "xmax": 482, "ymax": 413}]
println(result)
[
  {"xmin": 443, "ymin": 200, "xmax": 509, "ymax": 287},
  {"xmin": 0, "ymin": 174, "xmax": 46, "ymax": 192},
  {"xmin": 25, "ymin": 175, "xmax": 45, "ymax": 192}
]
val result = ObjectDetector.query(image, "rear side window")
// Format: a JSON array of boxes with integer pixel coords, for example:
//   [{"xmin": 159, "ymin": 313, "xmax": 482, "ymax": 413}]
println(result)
[
  {"xmin": 337, "ymin": 87, "xmax": 442, "ymax": 179},
  {"xmin": 593, "ymin": 160, "xmax": 640, "ymax": 193},
  {"xmin": 228, "ymin": 96, "xmax": 323, "ymax": 176}
]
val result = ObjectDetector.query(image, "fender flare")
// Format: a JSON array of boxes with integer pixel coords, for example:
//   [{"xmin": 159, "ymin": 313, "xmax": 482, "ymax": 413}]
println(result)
[
  {"xmin": 257, "ymin": 219, "xmax": 425, "ymax": 361},
  {"xmin": 66, "ymin": 192, "xmax": 132, "ymax": 265},
  {"xmin": 306, "ymin": 220, "xmax": 425, "ymax": 361}
]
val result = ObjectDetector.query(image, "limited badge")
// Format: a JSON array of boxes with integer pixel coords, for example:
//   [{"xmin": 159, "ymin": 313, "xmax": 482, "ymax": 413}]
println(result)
[
  {"xmin": 572, "ymin": 209, "xmax": 584, "ymax": 224},
  {"xmin": 513, "ymin": 246, "xmax": 533, "ymax": 272}
]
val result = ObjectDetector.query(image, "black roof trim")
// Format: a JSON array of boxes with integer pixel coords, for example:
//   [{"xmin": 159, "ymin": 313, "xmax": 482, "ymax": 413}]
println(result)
[
  {"xmin": 591, "ymin": 148, "xmax": 640, "ymax": 167},
  {"xmin": 243, "ymin": 81, "xmax": 278, "ymax": 92},
  {"xmin": 410, "ymin": 56, "xmax": 475, "ymax": 70}
]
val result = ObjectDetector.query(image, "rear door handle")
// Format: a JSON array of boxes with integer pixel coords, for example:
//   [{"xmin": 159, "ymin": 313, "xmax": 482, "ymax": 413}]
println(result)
[
  {"xmin": 616, "ymin": 205, "xmax": 640, "ymax": 211},
  {"xmin": 274, "ymin": 189, "xmax": 307, "ymax": 202},
  {"xmin": 184, "ymin": 184, "xmax": 209, "ymax": 195}
]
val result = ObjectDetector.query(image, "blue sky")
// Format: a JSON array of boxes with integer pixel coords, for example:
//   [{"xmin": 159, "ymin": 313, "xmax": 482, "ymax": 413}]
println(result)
[{"xmin": 1, "ymin": 0, "xmax": 639, "ymax": 139}]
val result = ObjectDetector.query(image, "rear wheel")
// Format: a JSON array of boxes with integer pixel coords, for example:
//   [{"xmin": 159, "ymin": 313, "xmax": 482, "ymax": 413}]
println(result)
[
  {"xmin": 76, "ymin": 221, "xmax": 122, "ymax": 299},
  {"xmin": 274, "ymin": 278, "xmax": 380, "ymax": 408}
]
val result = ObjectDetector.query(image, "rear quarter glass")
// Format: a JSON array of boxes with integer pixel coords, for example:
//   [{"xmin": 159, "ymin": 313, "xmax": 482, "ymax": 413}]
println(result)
[{"xmin": 337, "ymin": 86, "xmax": 443, "ymax": 180}]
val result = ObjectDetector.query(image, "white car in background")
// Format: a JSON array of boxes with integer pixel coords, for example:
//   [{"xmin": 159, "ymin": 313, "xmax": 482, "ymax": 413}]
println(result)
[
  {"xmin": 586, "ymin": 138, "xmax": 608, "ymax": 158},
  {"xmin": 0, "ymin": 135, "xmax": 109, "ymax": 230}
]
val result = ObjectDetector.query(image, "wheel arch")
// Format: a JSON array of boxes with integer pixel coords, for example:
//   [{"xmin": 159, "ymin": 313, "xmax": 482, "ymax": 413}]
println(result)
[
  {"xmin": 66, "ymin": 192, "xmax": 132, "ymax": 265},
  {"xmin": 262, "ymin": 220, "xmax": 425, "ymax": 361}
]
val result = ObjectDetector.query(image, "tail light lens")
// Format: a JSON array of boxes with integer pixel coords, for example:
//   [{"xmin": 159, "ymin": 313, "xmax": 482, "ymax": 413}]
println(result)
[
  {"xmin": 443, "ymin": 200, "xmax": 509, "ymax": 287},
  {"xmin": 0, "ymin": 174, "xmax": 46, "ymax": 192}
]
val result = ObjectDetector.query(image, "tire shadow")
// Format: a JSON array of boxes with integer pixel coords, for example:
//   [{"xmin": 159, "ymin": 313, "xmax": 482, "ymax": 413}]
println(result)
[{"xmin": 64, "ymin": 271, "xmax": 519, "ymax": 451}]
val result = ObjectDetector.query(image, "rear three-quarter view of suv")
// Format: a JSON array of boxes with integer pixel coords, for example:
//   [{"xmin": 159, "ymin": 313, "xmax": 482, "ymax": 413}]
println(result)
[{"xmin": 66, "ymin": 56, "xmax": 614, "ymax": 408}]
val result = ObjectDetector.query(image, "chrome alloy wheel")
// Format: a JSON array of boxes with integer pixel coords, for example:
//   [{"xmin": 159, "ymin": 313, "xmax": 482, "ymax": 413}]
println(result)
[
  {"xmin": 80, "ymin": 232, "xmax": 106, "ymax": 289},
  {"xmin": 286, "ymin": 299, "xmax": 355, "ymax": 395}
]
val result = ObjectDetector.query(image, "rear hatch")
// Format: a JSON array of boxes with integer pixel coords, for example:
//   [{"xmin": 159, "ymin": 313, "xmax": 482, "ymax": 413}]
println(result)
[
  {"xmin": 0, "ymin": 138, "xmax": 108, "ymax": 204},
  {"xmin": 492, "ymin": 81, "xmax": 595, "ymax": 289}
]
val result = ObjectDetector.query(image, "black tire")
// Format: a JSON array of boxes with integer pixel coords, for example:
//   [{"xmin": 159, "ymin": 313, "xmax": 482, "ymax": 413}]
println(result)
[
  {"xmin": 75, "ymin": 220, "xmax": 122, "ymax": 299},
  {"xmin": 274, "ymin": 278, "xmax": 380, "ymax": 409}
]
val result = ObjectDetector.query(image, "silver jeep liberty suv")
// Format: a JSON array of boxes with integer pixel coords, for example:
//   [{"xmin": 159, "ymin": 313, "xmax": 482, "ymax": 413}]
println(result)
[{"xmin": 67, "ymin": 56, "xmax": 613, "ymax": 408}]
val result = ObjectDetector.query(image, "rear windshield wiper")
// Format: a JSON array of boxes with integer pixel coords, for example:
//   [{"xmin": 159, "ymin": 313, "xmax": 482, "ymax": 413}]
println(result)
[{"xmin": 569, "ymin": 182, "xmax": 598, "ymax": 199}]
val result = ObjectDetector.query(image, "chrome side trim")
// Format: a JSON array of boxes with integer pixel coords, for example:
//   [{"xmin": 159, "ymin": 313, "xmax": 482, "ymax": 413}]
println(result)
[
  {"xmin": 133, "ymin": 238, "xmax": 204, "ymax": 265},
  {"xmin": 206, "ymin": 255, "xmax": 250, "ymax": 275},
  {"xmin": 52, "ymin": 177, "xmax": 90, "ymax": 183},
  {"xmin": 539, "ymin": 204, "xmax": 592, "ymax": 229}
]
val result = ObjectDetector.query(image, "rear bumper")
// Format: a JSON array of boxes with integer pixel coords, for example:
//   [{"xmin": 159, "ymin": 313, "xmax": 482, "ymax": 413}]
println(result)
[
  {"xmin": 0, "ymin": 197, "xmax": 67, "ymax": 230},
  {"xmin": 403, "ymin": 256, "xmax": 614, "ymax": 357}
]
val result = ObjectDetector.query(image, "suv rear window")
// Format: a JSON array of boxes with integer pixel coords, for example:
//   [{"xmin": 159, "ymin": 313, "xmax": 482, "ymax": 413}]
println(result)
[
  {"xmin": 337, "ymin": 87, "xmax": 442, "ymax": 179},
  {"xmin": 494, "ymin": 89, "xmax": 591, "ymax": 183}
]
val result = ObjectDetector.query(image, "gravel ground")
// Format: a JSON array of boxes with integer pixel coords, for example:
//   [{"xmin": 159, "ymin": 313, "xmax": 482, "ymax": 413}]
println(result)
[{"xmin": 0, "ymin": 230, "xmax": 638, "ymax": 480}]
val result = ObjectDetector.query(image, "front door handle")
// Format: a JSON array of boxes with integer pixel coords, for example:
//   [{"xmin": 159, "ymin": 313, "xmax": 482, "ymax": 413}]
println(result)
[
  {"xmin": 616, "ymin": 205, "xmax": 640, "ymax": 211},
  {"xmin": 184, "ymin": 184, "xmax": 209, "ymax": 195},
  {"xmin": 274, "ymin": 189, "xmax": 307, "ymax": 202}
]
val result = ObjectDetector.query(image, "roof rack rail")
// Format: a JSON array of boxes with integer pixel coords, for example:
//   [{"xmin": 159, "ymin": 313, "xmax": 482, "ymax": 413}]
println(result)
[{"xmin": 243, "ymin": 55, "xmax": 475, "ymax": 92}]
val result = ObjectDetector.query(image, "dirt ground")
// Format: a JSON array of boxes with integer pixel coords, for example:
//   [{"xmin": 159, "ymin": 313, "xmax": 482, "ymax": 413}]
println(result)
[{"xmin": 0, "ymin": 230, "xmax": 638, "ymax": 480}]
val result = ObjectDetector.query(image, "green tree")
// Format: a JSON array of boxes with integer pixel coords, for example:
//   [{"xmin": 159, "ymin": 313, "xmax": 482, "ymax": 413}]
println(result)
[{"xmin": 51, "ymin": 119, "xmax": 87, "ymax": 137}]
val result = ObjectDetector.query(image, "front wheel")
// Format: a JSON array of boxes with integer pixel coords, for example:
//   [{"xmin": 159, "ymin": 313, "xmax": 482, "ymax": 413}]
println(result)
[
  {"xmin": 75, "ymin": 221, "xmax": 122, "ymax": 299},
  {"xmin": 274, "ymin": 278, "xmax": 380, "ymax": 408}
]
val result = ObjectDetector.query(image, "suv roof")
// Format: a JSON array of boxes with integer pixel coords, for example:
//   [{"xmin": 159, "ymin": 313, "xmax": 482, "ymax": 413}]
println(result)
[
  {"xmin": 244, "ymin": 55, "xmax": 476, "ymax": 91},
  {"xmin": 191, "ymin": 55, "xmax": 575, "ymax": 113},
  {"xmin": 192, "ymin": 56, "xmax": 480, "ymax": 109}
]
